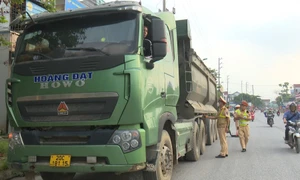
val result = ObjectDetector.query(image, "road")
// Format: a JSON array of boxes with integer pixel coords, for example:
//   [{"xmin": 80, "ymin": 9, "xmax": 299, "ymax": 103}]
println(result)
[{"xmin": 13, "ymin": 112, "xmax": 299, "ymax": 180}]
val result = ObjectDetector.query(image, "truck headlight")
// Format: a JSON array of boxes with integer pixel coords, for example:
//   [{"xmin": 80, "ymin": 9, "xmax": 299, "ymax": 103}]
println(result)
[
  {"xmin": 8, "ymin": 132, "xmax": 24, "ymax": 150},
  {"xmin": 108, "ymin": 130, "xmax": 141, "ymax": 153}
]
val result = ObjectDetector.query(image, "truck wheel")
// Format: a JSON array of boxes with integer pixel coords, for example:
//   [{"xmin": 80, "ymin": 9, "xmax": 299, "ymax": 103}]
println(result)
[
  {"xmin": 40, "ymin": 172, "xmax": 75, "ymax": 180},
  {"xmin": 143, "ymin": 130, "xmax": 173, "ymax": 180},
  {"xmin": 295, "ymin": 138, "xmax": 300, "ymax": 154},
  {"xmin": 200, "ymin": 120, "xmax": 206, "ymax": 155},
  {"xmin": 205, "ymin": 119, "xmax": 213, "ymax": 145},
  {"xmin": 185, "ymin": 122, "xmax": 201, "ymax": 161}
]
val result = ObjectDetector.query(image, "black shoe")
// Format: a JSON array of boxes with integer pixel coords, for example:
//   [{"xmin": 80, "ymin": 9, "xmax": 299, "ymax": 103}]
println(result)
[
  {"xmin": 226, "ymin": 154, "xmax": 228, "ymax": 157},
  {"xmin": 215, "ymin": 155, "xmax": 226, "ymax": 158},
  {"xmin": 241, "ymin": 149, "xmax": 246, "ymax": 152}
]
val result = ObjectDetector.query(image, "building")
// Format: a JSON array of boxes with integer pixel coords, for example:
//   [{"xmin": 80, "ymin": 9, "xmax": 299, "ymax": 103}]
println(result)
[
  {"xmin": 262, "ymin": 99, "xmax": 271, "ymax": 107},
  {"xmin": 228, "ymin": 91, "xmax": 240, "ymax": 102},
  {"xmin": 292, "ymin": 84, "xmax": 300, "ymax": 102},
  {"xmin": 56, "ymin": 0, "xmax": 104, "ymax": 11}
]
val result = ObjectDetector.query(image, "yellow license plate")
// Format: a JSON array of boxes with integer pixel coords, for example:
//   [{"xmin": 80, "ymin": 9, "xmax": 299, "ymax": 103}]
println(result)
[{"xmin": 49, "ymin": 155, "xmax": 71, "ymax": 167}]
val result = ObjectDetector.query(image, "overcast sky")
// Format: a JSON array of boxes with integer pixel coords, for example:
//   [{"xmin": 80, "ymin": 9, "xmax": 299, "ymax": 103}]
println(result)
[{"xmin": 107, "ymin": 0, "xmax": 300, "ymax": 100}]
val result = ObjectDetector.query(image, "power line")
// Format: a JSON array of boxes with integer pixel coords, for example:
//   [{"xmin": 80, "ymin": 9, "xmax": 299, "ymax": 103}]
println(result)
[{"xmin": 226, "ymin": 82, "xmax": 280, "ymax": 87}]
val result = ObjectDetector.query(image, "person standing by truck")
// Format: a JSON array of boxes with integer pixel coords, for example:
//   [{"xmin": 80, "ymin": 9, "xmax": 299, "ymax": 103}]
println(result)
[
  {"xmin": 205, "ymin": 97, "xmax": 230, "ymax": 158},
  {"xmin": 235, "ymin": 100, "xmax": 252, "ymax": 152}
]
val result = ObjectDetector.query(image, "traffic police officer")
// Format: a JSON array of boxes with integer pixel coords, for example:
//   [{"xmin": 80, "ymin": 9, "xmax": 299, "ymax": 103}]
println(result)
[
  {"xmin": 236, "ymin": 100, "xmax": 252, "ymax": 152},
  {"xmin": 234, "ymin": 105, "xmax": 240, "ymax": 136},
  {"xmin": 205, "ymin": 97, "xmax": 230, "ymax": 158}
]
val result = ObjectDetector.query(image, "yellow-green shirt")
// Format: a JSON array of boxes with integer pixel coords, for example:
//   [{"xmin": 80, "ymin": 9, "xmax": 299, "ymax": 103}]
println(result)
[{"xmin": 236, "ymin": 110, "xmax": 250, "ymax": 126}]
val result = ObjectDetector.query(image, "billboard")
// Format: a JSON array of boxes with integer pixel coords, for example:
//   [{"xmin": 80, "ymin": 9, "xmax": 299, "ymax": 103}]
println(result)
[
  {"xmin": 65, "ymin": 0, "xmax": 86, "ymax": 10},
  {"xmin": 26, "ymin": 0, "xmax": 48, "ymax": 16},
  {"xmin": 0, "ymin": 0, "xmax": 11, "ymax": 32}
]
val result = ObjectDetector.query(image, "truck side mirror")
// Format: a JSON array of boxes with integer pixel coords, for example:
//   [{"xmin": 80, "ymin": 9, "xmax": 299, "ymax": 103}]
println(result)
[{"xmin": 151, "ymin": 18, "xmax": 167, "ymax": 62}]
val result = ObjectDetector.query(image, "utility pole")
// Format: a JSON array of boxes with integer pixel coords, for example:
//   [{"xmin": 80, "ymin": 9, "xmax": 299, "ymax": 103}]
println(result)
[
  {"xmin": 218, "ymin": 57, "xmax": 223, "ymax": 94},
  {"xmin": 163, "ymin": 0, "xmax": 166, "ymax": 11},
  {"xmin": 241, "ymin": 81, "xmax": 243, "ymax": 100},
  {"xmin": 252, "ymin": 85, "xmax": 254, "ymax": 95},
  {"xmin": 227, "ymin": 75, "xmax": 229, "ymax": 103},
  {"xmin": 246, "ymin": 82, "xmax": 248, "ymax": 94},
  {"xmin": 241, "ymin": 81, "xmax": 243, "ymax": 93}
]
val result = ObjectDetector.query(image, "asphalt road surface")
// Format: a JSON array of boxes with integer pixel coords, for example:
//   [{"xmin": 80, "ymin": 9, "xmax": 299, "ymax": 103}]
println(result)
[{"xmin": 13, "ymin": 112, "xmax": 299, "ymax": 180}]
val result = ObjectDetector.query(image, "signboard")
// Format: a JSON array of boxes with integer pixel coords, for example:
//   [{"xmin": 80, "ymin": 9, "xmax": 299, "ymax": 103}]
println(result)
[
  {"xmin": 26, "ymin": 0, "xmax": 48, "ymax": 16},
  {"xmin": 0, "ymin": 0, "xmax": 11, "ymax": 32},
  {"xmin": 65, "ymin": 0, "xmax": 86, "ymax": 10}
]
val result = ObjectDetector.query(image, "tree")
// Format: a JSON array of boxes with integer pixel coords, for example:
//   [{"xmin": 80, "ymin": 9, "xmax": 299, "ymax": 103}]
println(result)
[
  {"xmin": 279, "ymin": 82, "xmax": 291, "ymax": 102},
  {"xmin": 0, "ymin": 0, "xmax": 56, "ymax": 46},
  {"xmin": 275, "ymin": 96, "xmax": 282, "ymax": 107},
  {"xmin": 209, "ymin": 68, "xmax": 218, "ymax": 78},
  {"xmin": 233, "ymin": 93, "xmax": 264, "ymax": 108}
]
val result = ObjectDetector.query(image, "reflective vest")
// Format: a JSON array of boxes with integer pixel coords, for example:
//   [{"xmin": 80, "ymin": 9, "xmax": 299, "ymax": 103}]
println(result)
[
  {"xmin": 238, "ymin": 110, "xmax": 249, "ymax": 126},
  {"xmin": 217, "ymin": 106, "xmax": 227, "ymax": 127}
]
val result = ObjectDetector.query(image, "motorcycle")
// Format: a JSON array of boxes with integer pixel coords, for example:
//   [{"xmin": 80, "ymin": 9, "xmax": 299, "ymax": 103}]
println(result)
[
  {"xmin": 286, "ymin": 120, "xmax": 300, "ymax": 153},
  {"xmin": 267, "ymin": 114, "xmax": 274, "ymax": 127},
  {"xmin": 250, "ymin": 111, "xmax": 255, "ymax": 122}
]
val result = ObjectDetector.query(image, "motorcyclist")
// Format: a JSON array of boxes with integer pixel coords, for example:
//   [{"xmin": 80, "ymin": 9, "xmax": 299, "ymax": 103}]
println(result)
[
  {"xmin": 266, "ymin": 109, "xmax": 274, "ymax": 124},
  {"xmin": 283, "ymin": 102, "xmax": 300, "ymax": 144},
  {"xmin": 277, "ymin": 109, "xmax": 280, "ymax": 116}
]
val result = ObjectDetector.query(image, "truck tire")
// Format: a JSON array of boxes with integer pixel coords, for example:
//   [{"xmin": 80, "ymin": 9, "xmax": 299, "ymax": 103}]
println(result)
[
  {"xmin": 143, "ymin": 130, "xmax": 173, "ymax": 180},
  {"xmin": 40, "ymin": 172, "xmax": 75, "ymax": 180},
  {"xmin": 205, "ymin": 119, "xmax": 213, "ymax": 145},
  {"xmin": 185, "ymin": 122, "xmax": 201, "ymax": 161},
  {"xmin": 200, "ymin": 120, "xmax": 206, "ymax": 155},
  {"xmin": 296, "ymin": 138, "xmax": 300, "ymax": 154}
]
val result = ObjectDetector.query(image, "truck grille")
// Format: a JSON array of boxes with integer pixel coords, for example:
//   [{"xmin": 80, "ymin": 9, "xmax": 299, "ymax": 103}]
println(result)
[{"xmin": 17, "ymin": 92, "xmax": 118, "ymax": 122}]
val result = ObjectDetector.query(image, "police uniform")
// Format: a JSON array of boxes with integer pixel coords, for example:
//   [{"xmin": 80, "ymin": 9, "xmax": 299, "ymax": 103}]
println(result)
[
  {"xmin": 234, "ymin": 105, "xmax": 240, "ymax": 135},
  {"xmin": 236, "ymin": 101, "xmax": 250, "ymax": 152},
  {"xmin": 216, "ymin": 97, "xmax": 230, "ymax": 158}
]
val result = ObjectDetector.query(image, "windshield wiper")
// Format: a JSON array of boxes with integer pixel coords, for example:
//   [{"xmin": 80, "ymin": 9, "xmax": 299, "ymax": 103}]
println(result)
[
  {"xmin": 66, "ymin": 47, "xmax": 110, "ymax": 56},
  {"xmin": 21, "ymin": 51, "xmax": 54, "ymax": 61}
]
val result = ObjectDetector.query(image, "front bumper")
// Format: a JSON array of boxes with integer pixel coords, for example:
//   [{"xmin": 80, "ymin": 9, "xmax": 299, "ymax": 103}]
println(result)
[
  {"xmin": 7, "ymin": 128, "xmax": 146, "ymax": 173},
  {"xmin": 8, "ymin": 145, "xmax": 146, "ymax": 173}
]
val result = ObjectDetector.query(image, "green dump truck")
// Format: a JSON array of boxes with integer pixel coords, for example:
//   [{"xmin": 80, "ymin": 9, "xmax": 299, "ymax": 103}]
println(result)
[{"xmin": 6, "ymin": 1, "xmax": 219, "ymax": 180}]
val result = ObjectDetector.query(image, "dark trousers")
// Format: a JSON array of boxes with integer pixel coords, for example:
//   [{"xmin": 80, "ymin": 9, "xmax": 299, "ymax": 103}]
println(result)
[{"xmin": 285, "ymin": 125, "xmax": 289, "ymax": 141}]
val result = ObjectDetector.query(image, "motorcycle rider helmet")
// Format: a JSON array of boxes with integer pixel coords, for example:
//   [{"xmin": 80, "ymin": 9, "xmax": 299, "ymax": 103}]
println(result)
[{"xmin": 289, "ymin": 102, "xmax": 297, "ymax": 112}]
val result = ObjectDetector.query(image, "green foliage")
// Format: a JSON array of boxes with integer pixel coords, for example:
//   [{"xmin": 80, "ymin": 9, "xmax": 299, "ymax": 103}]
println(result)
[
  {"xmin": 233, "ymin": 93, "xmax": 264, "ymax": 108},
  {"xmin": 43, "ymin": 0, "xmax": 57, "ymax": 13},
  {"xmin": 0, "ymin": 16, "xmax": 8, "ymax": 23},
  {"xmin": 0, "ymin": 140, "xmax": 8, "ymax": 156},
  {"xmin": 0, "ymin": 35, "xmax": 11, "ymax": 46},
  {"xmin": 278, "ymin": 82, "xmax": 291, "ymax": 102},
  {"xmin": 209, "ymin": 68, "xmax": 218, "ymax": 78},
  {"xmin": 275, "ymin": 96, "xmax": 283, "ymax": 106},
  {"xmin": 0, "ymin": 139, "xmax": 8, "ymax": 171},
  {"xmin": 0, "ymin": 0, "xmax": 57, "ymax": 47}
]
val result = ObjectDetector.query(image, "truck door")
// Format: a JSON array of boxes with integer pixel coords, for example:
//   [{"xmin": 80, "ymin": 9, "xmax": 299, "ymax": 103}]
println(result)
[{"xmin": 163, "ymin": 25, "xmax": 176, "ymax": 106}]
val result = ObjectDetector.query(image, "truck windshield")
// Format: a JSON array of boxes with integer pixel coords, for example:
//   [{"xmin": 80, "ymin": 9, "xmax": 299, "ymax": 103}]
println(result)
[{"xmin": 16, "ymin": 12, "xmax": 138, "ymax": 63}]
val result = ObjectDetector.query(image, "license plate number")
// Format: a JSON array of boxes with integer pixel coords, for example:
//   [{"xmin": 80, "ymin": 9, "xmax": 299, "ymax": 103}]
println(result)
[{"xmin": 49, "ymin": 155, "xmax": 71, "ymax": 167}]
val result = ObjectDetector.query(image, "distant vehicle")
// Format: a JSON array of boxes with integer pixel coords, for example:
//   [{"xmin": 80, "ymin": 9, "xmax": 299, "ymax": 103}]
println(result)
[{"xmin": 229, "ymin": 106, "xmax": 235, "ymax": 117}]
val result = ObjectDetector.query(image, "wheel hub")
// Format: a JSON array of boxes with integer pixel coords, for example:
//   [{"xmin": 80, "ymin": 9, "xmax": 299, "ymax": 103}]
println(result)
[{"xmin": 160, "ymin": 145, "xmax": 173, "ymax": 175}]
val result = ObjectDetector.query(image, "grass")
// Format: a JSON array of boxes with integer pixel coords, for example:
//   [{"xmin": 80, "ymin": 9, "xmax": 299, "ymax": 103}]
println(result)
[{"xmin": 0, "ymin": 139, "xmax": 8, "ymax": 171}]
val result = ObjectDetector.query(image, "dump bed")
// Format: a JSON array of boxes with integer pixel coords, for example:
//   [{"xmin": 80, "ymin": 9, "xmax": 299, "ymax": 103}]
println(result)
[{"xmin": 176, "ymin": 20, "xmax": 218, "ymax": 119}]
